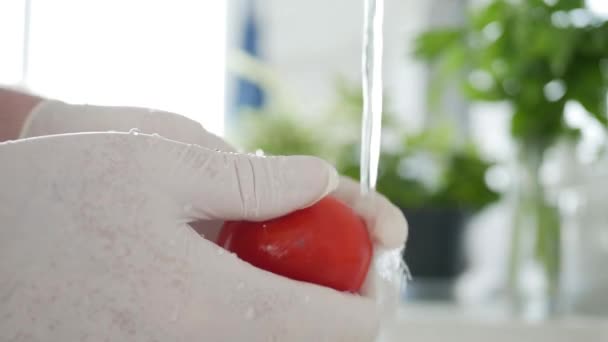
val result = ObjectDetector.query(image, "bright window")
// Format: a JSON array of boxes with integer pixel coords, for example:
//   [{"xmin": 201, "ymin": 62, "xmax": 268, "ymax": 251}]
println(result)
[
  {"xmin": 3, "ymin": 0, "xmax": 226, "ymax": 136},
  {"xmin": 0, "ymin": 1, "xmax": 26, "ymax": 84}
]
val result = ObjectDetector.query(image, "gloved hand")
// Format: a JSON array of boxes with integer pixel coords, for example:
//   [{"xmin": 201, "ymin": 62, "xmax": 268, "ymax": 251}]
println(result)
[
  {"xmin": 0, "ymin": 100, "xmax": 408, "ymax": 341},
  {"xmin": 21, "ymin": 100, "xmax": 409, "ymax": 302}
]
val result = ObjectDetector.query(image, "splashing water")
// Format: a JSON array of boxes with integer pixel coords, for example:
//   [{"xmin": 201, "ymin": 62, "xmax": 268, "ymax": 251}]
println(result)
[{"xmin": 360, "ymin": 0, "xmax": 384, "ymax": 194}]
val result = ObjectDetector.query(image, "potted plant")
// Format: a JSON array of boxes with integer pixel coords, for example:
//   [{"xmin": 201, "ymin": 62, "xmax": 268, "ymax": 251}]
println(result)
[{"xmin": 414, "ymin": 0, "xmax": 608, "ymax": 316}]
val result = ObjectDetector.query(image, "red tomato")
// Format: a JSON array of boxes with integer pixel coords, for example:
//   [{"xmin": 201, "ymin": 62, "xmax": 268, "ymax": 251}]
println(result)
[{"xmin": 218, "ymin": 196, "xmax": 372, "ymax": 293}]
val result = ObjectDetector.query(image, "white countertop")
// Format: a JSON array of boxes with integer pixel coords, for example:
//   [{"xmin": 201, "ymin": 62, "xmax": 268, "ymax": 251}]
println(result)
[{"xmin": 379, "ymin": 302, "xmax": 608, "ymax": 342}]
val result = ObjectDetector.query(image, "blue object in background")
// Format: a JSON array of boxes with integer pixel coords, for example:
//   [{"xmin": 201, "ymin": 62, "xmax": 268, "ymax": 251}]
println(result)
[{"xmin": 229, "ymin": 0, "xmax": 266, "ymax": 121}]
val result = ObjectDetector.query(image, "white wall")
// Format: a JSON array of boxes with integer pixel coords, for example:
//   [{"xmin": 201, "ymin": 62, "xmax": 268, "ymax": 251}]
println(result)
[{"xmin": 249, "ymin": 0, "xmax": 433, "ymax": 130}]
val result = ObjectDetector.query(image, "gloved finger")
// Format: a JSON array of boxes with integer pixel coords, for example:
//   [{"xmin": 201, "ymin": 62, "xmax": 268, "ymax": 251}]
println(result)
[
  {"xmin": 20, "ymin": 99, "xmax": 238, "ymax": 238},
  {"xmin": 331, "ymin": 176, "xmax": 408, "ymax": 249},
  {"xmin": 330, "ymin": 178, "xmax": 407, "ymax": 314},
  {"xmin": 127, "ymin": 132, "xmax": 340, "ymax": 221},
  {"xmin": 360, "ymin": 246, "xmax": 406, "ymax": 318},
  {"xmin": 20, "ymin": 99, "xmax": 236, "ymax": 152}
]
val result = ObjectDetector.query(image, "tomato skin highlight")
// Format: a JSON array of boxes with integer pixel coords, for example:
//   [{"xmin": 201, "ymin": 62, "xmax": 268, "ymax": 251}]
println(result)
[{"xmin": 218, "ymin": 197, "xmax": 372, "ymax": 293}]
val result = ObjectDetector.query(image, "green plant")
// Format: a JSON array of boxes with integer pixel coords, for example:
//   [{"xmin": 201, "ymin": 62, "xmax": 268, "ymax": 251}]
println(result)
[
  {"xmin": 232, "ymin": 80, "xmax": 499, "ymax": 212},
  {"xmin": 416, "ymin": 0, "xmax": 608, "ymax": 149},
  {"xmin": 414, "ymin": 0, "xmax": 608, "ymax": 314}
]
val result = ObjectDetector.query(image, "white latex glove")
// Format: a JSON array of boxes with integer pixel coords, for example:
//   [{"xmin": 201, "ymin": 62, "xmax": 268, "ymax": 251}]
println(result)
[
  {"xmin": 1, "ymin": 100, "xmax": 408, "ymax": 341},
  {"xmin": 21, "ymin": 100, "xmax": 408, "ymax": 247}
]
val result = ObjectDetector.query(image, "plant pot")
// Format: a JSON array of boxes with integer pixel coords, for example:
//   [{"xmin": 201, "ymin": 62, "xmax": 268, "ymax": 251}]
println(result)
[{"xmin": 402, "ymin": 207, "xmax": 470, "ymax": 300}]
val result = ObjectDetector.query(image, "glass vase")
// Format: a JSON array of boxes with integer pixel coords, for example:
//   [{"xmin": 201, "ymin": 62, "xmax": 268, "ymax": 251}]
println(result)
[{"xmin": 507, "ymin": 145, "xmax": 561, "ymax": 320}]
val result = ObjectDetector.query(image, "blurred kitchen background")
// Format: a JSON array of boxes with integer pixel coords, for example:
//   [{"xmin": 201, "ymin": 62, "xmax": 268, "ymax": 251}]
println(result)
[{"xmin": 3, "ymin": 0, "xmax": 608, "ymax": 334}]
